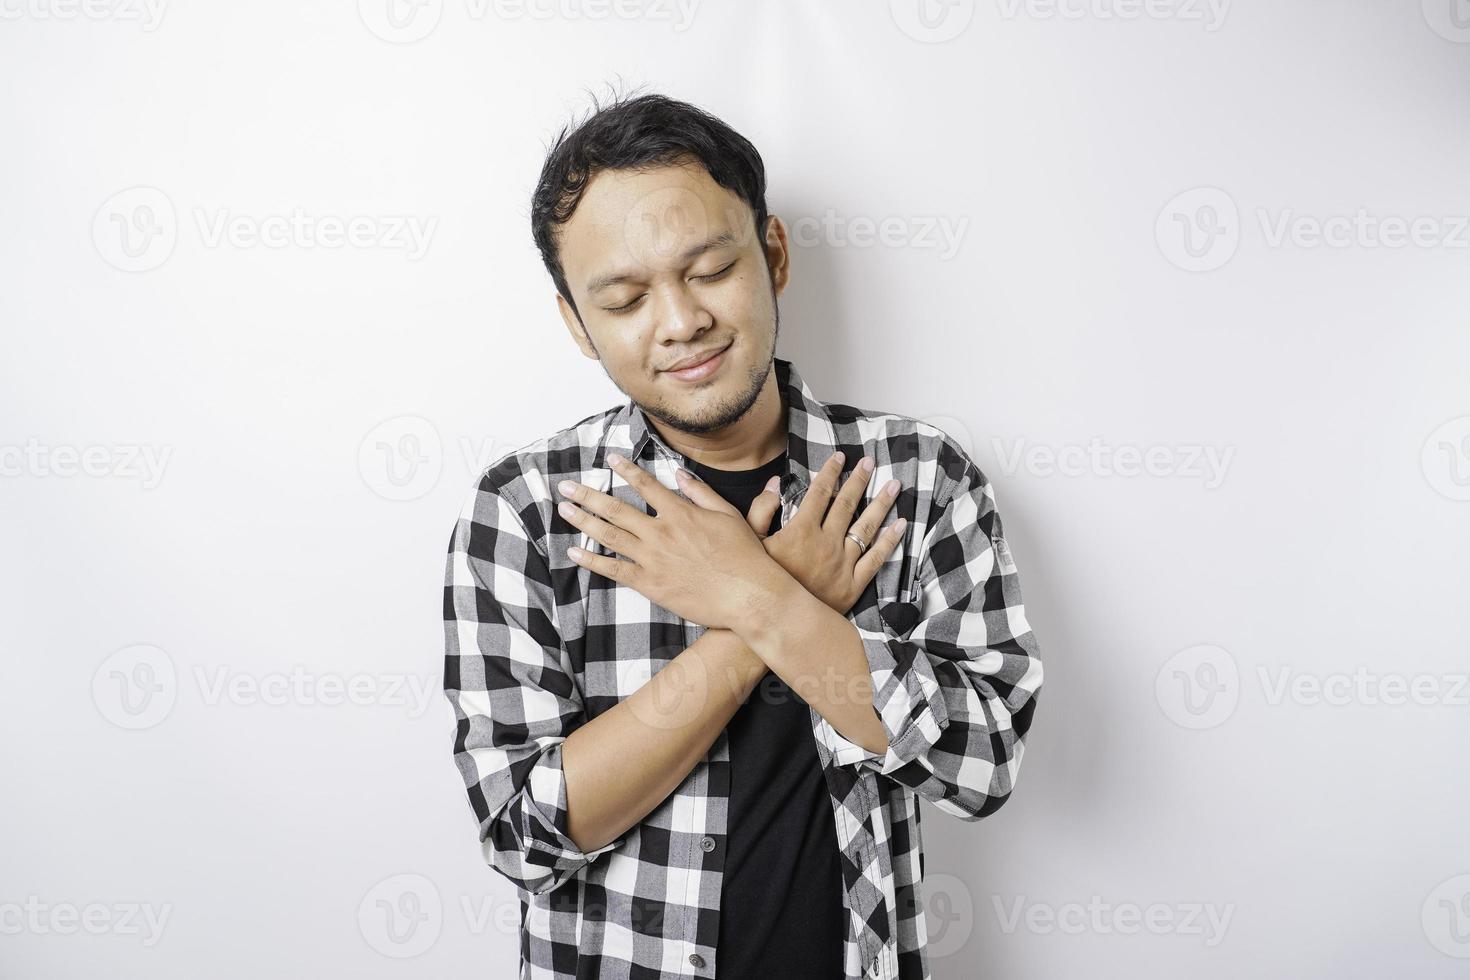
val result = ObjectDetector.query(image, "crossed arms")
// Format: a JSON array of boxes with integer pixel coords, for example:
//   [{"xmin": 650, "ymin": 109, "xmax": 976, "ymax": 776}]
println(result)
[{"xmin": 442, "ymin": 446, "xmax": 1043, "ymax": 894}]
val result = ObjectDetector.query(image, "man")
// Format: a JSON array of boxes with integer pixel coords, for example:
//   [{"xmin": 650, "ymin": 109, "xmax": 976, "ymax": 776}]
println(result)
[{"xmin": 442, "ymin": 91, "xmax": 1044, "ymax": 980}]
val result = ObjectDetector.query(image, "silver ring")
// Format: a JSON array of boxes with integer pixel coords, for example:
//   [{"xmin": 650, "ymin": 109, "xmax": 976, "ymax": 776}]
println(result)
[{"xmin": 845, "ymin": 530, "xmax": 869, "ymax": 552}]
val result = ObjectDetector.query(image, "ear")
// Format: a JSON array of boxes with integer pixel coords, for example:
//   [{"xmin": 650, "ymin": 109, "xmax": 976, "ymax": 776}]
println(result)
[
  {"xmin": 762, "ymin": 214, "xmax": 791, "ymax": 296},
  {"xmin": 557, "ymin": 293, "xmax": 598, "ymax": 360}
]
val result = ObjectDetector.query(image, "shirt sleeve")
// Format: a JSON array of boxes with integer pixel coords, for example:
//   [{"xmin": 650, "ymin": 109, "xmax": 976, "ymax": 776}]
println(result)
[
  {"xmin": 815, "ymin": 455, "xmax": 1044, "ymax": 821},
  {"xmin": 442, "ymin": 477, "xmax": 623, "ymax": 895}
]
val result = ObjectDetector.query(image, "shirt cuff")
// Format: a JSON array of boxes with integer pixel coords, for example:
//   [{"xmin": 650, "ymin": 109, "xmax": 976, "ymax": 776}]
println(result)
[
  {"xmin": 512, "ymin": 740, "xmax": 623, "ymax": 870},
  {"xmin": 816, "ymin": 625, "xmax": 951, "ymax": 776}
]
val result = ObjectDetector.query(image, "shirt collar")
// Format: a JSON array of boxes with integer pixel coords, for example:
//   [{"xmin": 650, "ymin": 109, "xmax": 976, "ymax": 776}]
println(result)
[{"xmin": 595, "ymin": 355, "xmax": 841, "ymax": 496}]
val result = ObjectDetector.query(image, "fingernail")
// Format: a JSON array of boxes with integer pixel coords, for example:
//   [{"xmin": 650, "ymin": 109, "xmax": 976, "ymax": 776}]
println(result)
[
  {"xmin": 764, "ymin": 475, "xmax": 780, "ymax": 493},
  {"xmin": 883, "ymin": 479, "xmax": 899, "ymax": 496},
  {"xmin": 607, "ymin": 452, "xmax": 623, "ymax": 466},
  {"xmin": 860, "ymin": 456, "xmax": 874, "ymax": 472},
  {"xmin": 558, "ymin": 479, "xmax": 577, "ymax": 496}
]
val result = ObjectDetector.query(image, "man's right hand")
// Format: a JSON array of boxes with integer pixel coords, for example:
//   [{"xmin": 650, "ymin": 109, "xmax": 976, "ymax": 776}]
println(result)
[{"xmin": 742, "ymin": 450, "xmax": 907, "ymax": 614}]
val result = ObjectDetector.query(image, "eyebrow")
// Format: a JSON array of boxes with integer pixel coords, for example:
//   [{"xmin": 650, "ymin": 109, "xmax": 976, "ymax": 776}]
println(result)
[{"xmin": 585, "ymin": 231, "xmax": 741, "ymax": 294}]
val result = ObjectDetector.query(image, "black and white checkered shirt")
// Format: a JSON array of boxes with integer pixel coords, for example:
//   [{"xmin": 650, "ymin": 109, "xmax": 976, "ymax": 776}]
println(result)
[{"xmin": 442, "ymin": 356, "xmax": 1044, "ymax": 979}]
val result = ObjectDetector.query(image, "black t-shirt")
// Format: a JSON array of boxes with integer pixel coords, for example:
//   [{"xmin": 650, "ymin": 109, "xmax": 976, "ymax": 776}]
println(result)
[{"xmin": 684, "ymin": 449, "xmax": 845, "ymax": 979}]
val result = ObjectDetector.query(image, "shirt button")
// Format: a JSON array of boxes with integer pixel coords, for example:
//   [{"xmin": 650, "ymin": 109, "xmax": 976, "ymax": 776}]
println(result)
[
  {"xmin": 688, "ymin": 952, "xmax": 706, "ymax": 969},
  {"xmin": 699, "ymin": 836, "xmax": 716, "ymax": 852}
]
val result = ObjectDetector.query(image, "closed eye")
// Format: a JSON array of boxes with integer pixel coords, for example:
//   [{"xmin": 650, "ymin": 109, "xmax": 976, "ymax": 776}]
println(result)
[
  {"xmin": 696, "ymin": 260, "xmax": 736, "ymax": 283},
  {"xmin": 604, "ymin": 296, "xmax": 643, "ymax": 315},
  {"xmin": 601, "ymin": 261, "xmax": 738, "ymax": 315}
]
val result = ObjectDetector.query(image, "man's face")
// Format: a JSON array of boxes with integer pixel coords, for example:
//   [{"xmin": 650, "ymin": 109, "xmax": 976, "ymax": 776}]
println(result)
[{"xmin": 553, "ymin": 158, "xmax": 789, "ymax": 436}]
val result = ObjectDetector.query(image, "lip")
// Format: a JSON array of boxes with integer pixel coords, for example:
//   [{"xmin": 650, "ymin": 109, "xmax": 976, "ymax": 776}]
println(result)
[{"xmin": 663, "ymin": 343, "xmax": 730, "ymax": 382}]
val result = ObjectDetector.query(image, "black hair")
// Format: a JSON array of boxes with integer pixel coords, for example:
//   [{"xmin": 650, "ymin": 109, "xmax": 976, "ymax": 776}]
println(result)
[{"xmin": 530, "ymin": 85, "xmax": 770, "ymax": 321}]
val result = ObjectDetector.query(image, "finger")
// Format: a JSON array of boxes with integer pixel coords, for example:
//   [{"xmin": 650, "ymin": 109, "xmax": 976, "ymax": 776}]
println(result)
[
  {"xmin": 557, "ymin": 498, "xmax": 643, "ymax": 560},
  {"xmin": 845, "ymin": 475, "xmax": 901, "ymax": 550},
  {"xmin": 744, "ymin": 475, "xmax": 782, "ymax": 536},
  {"xmin": 822, "ymin": 456, "xmax": 874, "ymax": 537},
  {"xmin": 559, "ymin": 470, "xmax": 654, "ymax": 536},
  {"xmin": 790, "ymin": 450, "xmax": 845, "ymax": 529},
  {"xmin": 566, "ymin": 542, "xmax": 641, "ymax": 586},
  {"xmin": 673, "ymin": 467, "xmax": 740, "ymax": 517},
  {"xmin": 853, "ymin": 517, "xmax": 908, "ymax": 586},
  {"xmin": 606, "ymin": 452, "xmax": 687, "ymax": 515}
]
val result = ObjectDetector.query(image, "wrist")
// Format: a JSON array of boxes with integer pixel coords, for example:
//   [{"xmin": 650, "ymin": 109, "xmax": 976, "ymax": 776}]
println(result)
[
  {"xmin": 702, "ymin": 626, "xmax": 770, "ymax": 699},
  {"xmin": 732, "ymin": 563, "xmax": 817, "ymax": 650}
]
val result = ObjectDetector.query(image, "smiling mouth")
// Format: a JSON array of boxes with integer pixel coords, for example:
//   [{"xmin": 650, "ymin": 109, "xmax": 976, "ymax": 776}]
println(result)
[{"xmin": 662, "ymin": 343, "xmax": 731, "ymax": 381}]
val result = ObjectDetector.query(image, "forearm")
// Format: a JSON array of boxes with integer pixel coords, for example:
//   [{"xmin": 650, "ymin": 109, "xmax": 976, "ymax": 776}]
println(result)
[
  {"xmin": 737, "ymin": 580, "xmax": 889, "ymax": 756},
  {"xmin": 562, "ymin": 627, "xmax": 767, "ymax": 853}
]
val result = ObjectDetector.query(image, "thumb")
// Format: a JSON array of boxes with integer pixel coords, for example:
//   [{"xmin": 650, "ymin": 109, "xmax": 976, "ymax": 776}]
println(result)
[{"xmin": 744, "ymin": 475, "xmax": 781, "ymax": 537}]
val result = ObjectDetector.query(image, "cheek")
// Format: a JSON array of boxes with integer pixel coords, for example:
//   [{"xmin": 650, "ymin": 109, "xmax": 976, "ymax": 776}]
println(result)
[
  {"xmin": 708, "ymin": 274, "xmax": 765, "ymax": 320},
  {"xmin": 583, "ymin": 329, "xmax": 646, "ymax": 375}
]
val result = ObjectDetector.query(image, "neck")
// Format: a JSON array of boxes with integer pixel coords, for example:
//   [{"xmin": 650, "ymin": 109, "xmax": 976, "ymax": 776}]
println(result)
[{"xmin": 649, "ymin": 370, "xmax": 787, "ymax": 470}]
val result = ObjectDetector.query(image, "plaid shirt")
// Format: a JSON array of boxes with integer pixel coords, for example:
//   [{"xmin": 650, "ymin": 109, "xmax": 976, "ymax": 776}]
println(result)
[{"xmin": 442, "ymin": 356, "xmax": 1044, "ymax": 979}]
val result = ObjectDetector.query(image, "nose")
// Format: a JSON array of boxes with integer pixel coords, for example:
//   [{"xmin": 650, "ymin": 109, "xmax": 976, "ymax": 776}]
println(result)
[{"xmin": 652, "ymin": 281, "xmax": 713, "ymax": 343}]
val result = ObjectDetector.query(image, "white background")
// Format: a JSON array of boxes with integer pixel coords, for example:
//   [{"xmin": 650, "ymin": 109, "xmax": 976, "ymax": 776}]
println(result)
[{"xmin": 3, "ymin": 1, "xmax": 1469, "ymax": 977}]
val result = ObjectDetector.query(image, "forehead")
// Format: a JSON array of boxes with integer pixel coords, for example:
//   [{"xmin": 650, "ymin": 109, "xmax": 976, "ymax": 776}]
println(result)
[{"xmin": 557, "ymin": 160, "xmax": 755, "ymax": 287}]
